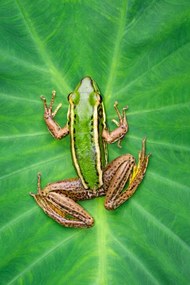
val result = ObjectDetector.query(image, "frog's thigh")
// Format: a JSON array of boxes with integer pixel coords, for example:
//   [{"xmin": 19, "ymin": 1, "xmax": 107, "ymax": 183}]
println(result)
[
  {"xmin": 104, "ymin": 139, "xmax": 150, "ymax": 210},
  {"xmin": 103, "ymin": 154, "xmax": 135, "ymax": 191},
  {"xmin": 103, "ymin": 154, "xmax": 135, "ymax": 210},
  {"xmin": 33, "ymin": 192, "xmax": 94, "ymax": 228}
]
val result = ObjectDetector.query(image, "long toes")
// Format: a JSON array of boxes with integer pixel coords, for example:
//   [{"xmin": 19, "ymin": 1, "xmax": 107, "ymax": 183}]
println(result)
[{"xmin": 40, "ymin": 95, "xmax": 46, "ymax": 102}]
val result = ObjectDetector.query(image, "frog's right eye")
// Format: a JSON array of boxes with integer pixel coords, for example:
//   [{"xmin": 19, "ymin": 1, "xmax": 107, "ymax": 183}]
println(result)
[{"xmin": 68, "ymin": 93, "xmax": 80, "ymax": 104}]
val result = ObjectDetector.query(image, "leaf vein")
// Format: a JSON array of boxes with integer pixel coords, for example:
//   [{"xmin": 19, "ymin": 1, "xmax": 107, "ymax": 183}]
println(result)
[
  {"xmin": 118, "ymin": 41, "xmax": 190, "ymax": 95},
  {"xmin": 112, "ymin": 235, "xmax": 160, "ymax": 285},
  {"xmin": 105, "ymin": 0, "xmax": 128, "ymax": 100},
  {"xmin": 7, "ymin": 233, "xmax": 80, "ymax": 285},
  {"xmin": 132, "ymin": 200, "xmax": 190, "ymax": 253},
  {"xmin": 15, "ymin": 0, "xmax": 71, "ymax": 93},
  {"xmin": 0, "ymin": 155, "xmax": 65, "ymax": 181}
]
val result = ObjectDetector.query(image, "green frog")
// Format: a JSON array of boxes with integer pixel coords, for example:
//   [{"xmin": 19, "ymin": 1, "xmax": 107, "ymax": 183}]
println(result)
[{"xmin": 30, "ymin": 76, "xmax": 150, "ymax": 228}]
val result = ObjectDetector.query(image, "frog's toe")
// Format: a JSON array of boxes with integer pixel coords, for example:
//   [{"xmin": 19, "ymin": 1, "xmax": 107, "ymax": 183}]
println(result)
[{"xmin": 85, "ymin": 216, "xmax": 94, "ymax": 227}]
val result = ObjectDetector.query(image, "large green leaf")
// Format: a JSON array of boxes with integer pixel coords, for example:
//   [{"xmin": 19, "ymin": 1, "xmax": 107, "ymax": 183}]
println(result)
[{"xmin": 1, "ymin": 0, "xmax": 190, "ymax": 284}]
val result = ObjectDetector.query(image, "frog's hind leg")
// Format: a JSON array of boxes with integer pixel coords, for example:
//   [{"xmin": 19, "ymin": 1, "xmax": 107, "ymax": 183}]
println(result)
[
  {"xmin": 30, "ymin": 174, "xmax": 95, "ymax": 228},
  {"xmin": 104, "ymin": 138, "xmax": 150, "ymax": 210},
  {"xmin": 31, "ymin": 192, "xmax": 94, "ymax": 228}
]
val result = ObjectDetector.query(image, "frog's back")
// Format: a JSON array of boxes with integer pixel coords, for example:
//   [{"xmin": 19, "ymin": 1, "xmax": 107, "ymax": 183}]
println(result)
[{"xmin": 68, "ymin": 78, "xmax": 107, "ymax": 190}]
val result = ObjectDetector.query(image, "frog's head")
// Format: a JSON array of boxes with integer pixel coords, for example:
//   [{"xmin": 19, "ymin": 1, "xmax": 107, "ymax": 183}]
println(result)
[
  {"xmin": 78, "ymin": 76, "xmax": 95, "ymax": 93},
  {"xmin": 68, "ymin": 76, "xmax": 102, "ymax": 107}
]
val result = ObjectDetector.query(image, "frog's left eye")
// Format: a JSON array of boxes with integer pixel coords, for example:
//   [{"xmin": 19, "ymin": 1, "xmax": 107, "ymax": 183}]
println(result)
[{"xmin": 68, "ymin": 93, "xmax": 80, "ymax": 105}]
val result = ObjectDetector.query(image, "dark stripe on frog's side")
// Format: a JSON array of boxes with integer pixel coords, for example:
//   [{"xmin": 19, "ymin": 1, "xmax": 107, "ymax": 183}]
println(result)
[
  {"xmin": 97, "ymin": 102, "xmax": 107, "ymax": 168},
  {"xmin": 69, "ymin": 95, "xmax": 106, "ymax": 190}
]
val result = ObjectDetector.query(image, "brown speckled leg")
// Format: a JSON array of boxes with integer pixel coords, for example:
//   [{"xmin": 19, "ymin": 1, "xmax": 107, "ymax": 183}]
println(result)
[
  {"xmin": 30, "ymin": 174, "xmax": 100, "ymax": 228},
  {"xmin": 30, "ymin": 139, "xmax": 150, "ymax": 227},
  {"xmin": 41, "ymin": 90, "xmax": 69, "ymax": 139},
  {"xmin": 102, "ymin": 102, "xmax": 128, "ymax": 147},
  {"xmin": 32, "ymin": 192, "xmax": 94, "ymax": 228},
  {"xmin": 104, "ymin": 139, "xmax": 150, "ymax": 210}
]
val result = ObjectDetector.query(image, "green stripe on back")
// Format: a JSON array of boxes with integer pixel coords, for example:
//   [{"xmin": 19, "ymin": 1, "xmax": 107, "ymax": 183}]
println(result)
[{"xmin": 70, "ymin": 98, "xmax": 106, "ymax": 190}]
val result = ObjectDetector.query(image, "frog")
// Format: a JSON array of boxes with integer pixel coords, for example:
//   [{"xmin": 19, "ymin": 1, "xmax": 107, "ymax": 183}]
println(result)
[{"xmin": 30, "ymin": 76, "xmax": 150, "ymax": 228}]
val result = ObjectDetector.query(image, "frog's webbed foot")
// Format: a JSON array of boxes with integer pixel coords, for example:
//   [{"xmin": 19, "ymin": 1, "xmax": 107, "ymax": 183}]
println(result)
[
  {"xmin": 30, "ymin": 174, "xmax": 94, "ymax": 228},
  {"xmin": 41, "ymin": 90, "xmax": 62, "ymax": 119},
  {"xmin": 104, "ymin": 138, "xmax": 150, "ymax": 210}
]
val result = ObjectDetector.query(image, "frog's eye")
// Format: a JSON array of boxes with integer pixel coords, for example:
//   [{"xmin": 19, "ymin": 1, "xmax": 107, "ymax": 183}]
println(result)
[
  {"xmin": 89, "ymin": 93, "xmax": 102, "ymax": 106},
  {"xmin": 68, "ymin": 92, "xmax": 80, "ymax": 105}
]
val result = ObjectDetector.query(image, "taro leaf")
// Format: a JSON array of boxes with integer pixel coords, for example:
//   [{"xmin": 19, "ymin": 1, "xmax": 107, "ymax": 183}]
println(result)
[{"xmin": 0, "ymin": 1, "xmax": 190, "ymax": 285}]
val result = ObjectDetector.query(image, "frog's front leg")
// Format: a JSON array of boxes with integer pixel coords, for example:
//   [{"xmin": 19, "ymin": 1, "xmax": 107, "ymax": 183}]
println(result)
[
  {"xmin": 103, "ymin": 139, "xmax": 150, "ymax": 210},
  {"xmin": 30, "ymin": 174, "xmax": 98, "ymax": 228},
  {"xmin": 41, "ymin": 90, "xmax": 69, "ymax": 139},
  {"xmin": 102, "ymin": 101, "xmax": 128, "ymax": 147}
]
